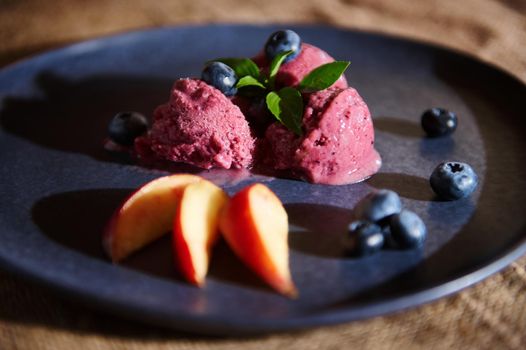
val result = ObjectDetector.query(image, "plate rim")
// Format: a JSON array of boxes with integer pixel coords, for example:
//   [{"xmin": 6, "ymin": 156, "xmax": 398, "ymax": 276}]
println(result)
[{"xmin": 2, "ymin": 233, "xmax": 525, "ymax": 335}]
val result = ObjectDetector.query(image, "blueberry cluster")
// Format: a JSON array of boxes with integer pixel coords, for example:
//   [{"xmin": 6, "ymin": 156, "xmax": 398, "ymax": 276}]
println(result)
[{"xmin": 344, "ymin": 190, "xmax": 426, "ymax": 256}]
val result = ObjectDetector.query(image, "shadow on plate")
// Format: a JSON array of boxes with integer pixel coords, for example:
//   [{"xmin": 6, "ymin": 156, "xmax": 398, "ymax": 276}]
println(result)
[
  {"xmin": 0, "ymin": 71, "xmax": 172, "ymax": 163},
  {"xmin": 366, "ymin": 172, "xmax": 437, "ymax": 201},
  {"xmin": 373, "ymin": 116, "xmax": 423, "ymax": 138},
  {"xmin": 286, "ymin": 203, "xmax": 352, "ymax": 258},
  {"xmin": 31, "ymin": 189, "xmax": 275, "ymax": 292},
  {"xmin": 31, "ymin": 188, "xmax": 130, "ymax": 260}
]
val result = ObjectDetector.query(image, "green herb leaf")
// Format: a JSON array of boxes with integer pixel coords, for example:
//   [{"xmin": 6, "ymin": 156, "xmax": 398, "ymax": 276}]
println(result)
[
  {"xmin": 266, "ymin": 92, "xmax": 281, "ymax": 119},
  {"xmin": 236, "ymin": 76, "xmax": 266, "ymax": 89},
  {"xmin": 265, "ymin": 87, "xmax": 303, "ymax": 136},
  {"xmin": 269, "ymin": 50, "xmax": 293, "ymax": 80},
  {"xmin": 213, "ymin": 58, "xmax": 260, "ymax": 79},
  {"xmin": 298, "ymin": 61, "xmax": 350, "ymax": 92}
]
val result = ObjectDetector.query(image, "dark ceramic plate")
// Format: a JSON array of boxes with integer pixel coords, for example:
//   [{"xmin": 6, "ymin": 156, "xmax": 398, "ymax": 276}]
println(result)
[{"xmin": 1, "ymin": 25, "xmax": 525, "ymax": 335}]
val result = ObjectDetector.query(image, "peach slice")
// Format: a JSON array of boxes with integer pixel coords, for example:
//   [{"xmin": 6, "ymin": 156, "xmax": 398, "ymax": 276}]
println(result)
[
  {"xmin": 219, "ymin": 183, "xmax": 297, "ymax": 297},
  {"xmin": 103, "ymin": 174, "xmax": 201, "ymax": 262},
  {"xmin": 173, "ymin": 180, "xmax": 228, "ymax": 286}
]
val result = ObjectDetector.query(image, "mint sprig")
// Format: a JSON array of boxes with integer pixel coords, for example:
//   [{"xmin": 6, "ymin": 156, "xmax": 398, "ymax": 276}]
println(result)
[{"xmin": 211, "ymin": 54, "xmax": 350, "ymax": 137}]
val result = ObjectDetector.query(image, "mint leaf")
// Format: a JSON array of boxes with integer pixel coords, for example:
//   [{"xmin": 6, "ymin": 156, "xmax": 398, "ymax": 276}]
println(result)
[
  {"xmin": 213, "ymin": 58, "xmax": 260, "ymax": 79},
  {"xmin": 265, "ymin": 87, "xmax": 303, "ymax": 136},
  {"xmin": 298, "ymin": 61, "xmax": 350, "ymax": 92},
  {"xmin": 236, "ymin": 76, "xmax": 266, "ymax": 89},
  {"xmin": 269, "ymin": 50, "xmax": 293, "ymax": 80},
  {"xmin": 266, "ymin": 92, "xmax": 281, "ymax": 119}
]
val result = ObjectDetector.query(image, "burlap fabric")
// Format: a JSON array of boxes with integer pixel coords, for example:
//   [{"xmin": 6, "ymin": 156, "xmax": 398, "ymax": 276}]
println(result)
[{"xmin": 1, "ymin": 1, "xmax": 525, "ymax": 349}]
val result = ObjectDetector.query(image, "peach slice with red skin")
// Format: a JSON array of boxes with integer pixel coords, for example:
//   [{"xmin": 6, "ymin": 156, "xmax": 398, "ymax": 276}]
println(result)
[
  {"xmin": 219, "ymin": 183, "xmax": 297, "ymax": 297},
  {"xmin": 103, "ymin": 174, "xmax": 201, "ymax": 262},
  {"xmin": 173, "ymin": 180, "xmax": 228, "ymax": 286},
  {"xmin": 103, "ymin": 175, "xmax": 295, "ymax": 296}
]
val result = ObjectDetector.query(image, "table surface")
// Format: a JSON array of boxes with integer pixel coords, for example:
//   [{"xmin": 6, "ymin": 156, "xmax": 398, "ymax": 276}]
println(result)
[{"xmin": 1, "ymin": 0, "xmax": 525, "ymax": 349}]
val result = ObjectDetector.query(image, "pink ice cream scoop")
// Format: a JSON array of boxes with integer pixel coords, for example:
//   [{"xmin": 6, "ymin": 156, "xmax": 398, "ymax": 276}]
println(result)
[
  {"xmin": 135, "ymin": 78, "xmax": 255, "ymax": 169},
  {"xmin": 264, "ymin": 87, "xmax": 381, "ymax": 185},
  {"xmin": 237, "ymin": 43, "xmax": 349, "ymax": 135},
  {"xmin": 254, "ymin": 43, "xmax": 348, "ymax": 89}
]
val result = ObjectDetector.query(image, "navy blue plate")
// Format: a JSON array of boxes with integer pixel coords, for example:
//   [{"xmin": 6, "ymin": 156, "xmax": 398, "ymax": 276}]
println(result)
[{"xmin": 1, "ymin": 25, "xmax": 526, "ymax": 335}]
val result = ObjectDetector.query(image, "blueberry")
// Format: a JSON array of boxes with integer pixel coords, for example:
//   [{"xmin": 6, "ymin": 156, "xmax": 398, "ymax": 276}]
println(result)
[
  {"xmin": 354, "ymin": 189, "xmax": 402, "ymax": 222},
  {"xmin": 379, "ymin": 221, "xmax": 397, "ymax": 249},
  {"xmin": 344, "ymin": 220, "xmax": 384, "ymax": 256},
  {"xmin": 389, "ymin": 210, "xmax": 427, "ymax": 249},
  {"xmin": 421, "ymin": 108, "xmax": 458, "ymax": 137},
  {"xmin": 107, "ymin": 111, "xmax": 148, "ymax": 146},
  {"xmin": 264, "ymin": 30, "xmax": 302, "ymax": 63},
  {"xmin": 430, "ymin": 162, "xmax": 478, "ymax": 200},
  {"xmin": 348, "ymin": 220, "xmax": 369, "ymax": 233},
  {"xmin": 201, "ymin": 62, "xmax": 238, "ymax": 96}
]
